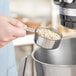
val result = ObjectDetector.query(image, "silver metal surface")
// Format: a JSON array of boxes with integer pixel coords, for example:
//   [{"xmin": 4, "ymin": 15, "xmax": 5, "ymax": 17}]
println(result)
[
  {"xmin": 32, "ymin": 38, "xmax": 76, "ymax": 76},
  {"xmin": 34, "ymin": 27, "xmax": 62, "ymax": 49},
  {"xmin": 54, "ymin": 0, "xmax": 73, "ymax": 5},
  {"xmin": 60, "ymin": 7, "xmax": 76, "ymax": 16},
  {"xmin": 24, "ymin": 26, "xmax": 35, "ymax": 32},
  {"xmin": 64, "ymin": 0, "xmax": 73, "ymax": 3},
  {"xmin": 54, "ymin": 0, "xmax": 62, "ymax": 5}
]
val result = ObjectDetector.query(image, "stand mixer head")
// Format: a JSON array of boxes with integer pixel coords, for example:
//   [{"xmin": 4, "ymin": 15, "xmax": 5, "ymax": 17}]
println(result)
[{"xmin": 54, "ymin": 0, "xmax": 76, "ymax": 30}]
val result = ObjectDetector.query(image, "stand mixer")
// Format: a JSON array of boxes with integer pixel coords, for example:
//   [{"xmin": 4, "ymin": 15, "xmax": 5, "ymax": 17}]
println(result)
[
  {"xmin": 20, "ymin": 0, "xmax": 76, "ymax": 76},
  {"xmin": 32, "ymin": 1, "xmax": 76, "ymax": 76}
]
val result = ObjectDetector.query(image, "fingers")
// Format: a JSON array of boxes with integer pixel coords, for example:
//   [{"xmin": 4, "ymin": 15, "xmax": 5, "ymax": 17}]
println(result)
[
  {"xmin": 8, "ymin": 18, "xmax": 27, "ymax": 37},
  {"xmin": 7, "ymin": 23, "xmax": 26, "ymax": 38},
  {"xmin": 0, "ymin": 24, "xmax": 25, "ymax": 47},
  {"xmin": 0, "ymin": 28, "xmax": 26, "ymax": 48},
  {"xmin": 8, "ymin": 17, "xmax": 27, "ymax": 29},
  {"xmin": 13, "ymin": 28, "xmax": 26, "ymax": 37}
]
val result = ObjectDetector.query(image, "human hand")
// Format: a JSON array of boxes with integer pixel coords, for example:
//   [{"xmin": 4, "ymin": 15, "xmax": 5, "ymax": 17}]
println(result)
[{"xmin": 0, "ymin": 15, "xmax": 26, "ymax": 47}]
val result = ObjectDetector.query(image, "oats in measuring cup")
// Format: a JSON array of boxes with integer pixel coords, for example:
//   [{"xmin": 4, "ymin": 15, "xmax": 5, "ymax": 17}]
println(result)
[{"xmin": 36, "ymin": 28, "xmax": 61, "ymax": 40}]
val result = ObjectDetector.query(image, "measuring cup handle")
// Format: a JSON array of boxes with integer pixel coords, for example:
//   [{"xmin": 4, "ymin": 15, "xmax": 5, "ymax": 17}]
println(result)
[{"xmin": 18, "ymin": 56, "xmax": 28, "ymax": 76}]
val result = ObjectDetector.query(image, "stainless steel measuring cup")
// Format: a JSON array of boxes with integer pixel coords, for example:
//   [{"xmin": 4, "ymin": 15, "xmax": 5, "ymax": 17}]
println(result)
[
  {"xmin": 34, "ymin": 27, "xmax": 62, "ymax": 49},
  {"xmin": 25, "ymin": 26, "xmax": 62, "ymax": 49}
]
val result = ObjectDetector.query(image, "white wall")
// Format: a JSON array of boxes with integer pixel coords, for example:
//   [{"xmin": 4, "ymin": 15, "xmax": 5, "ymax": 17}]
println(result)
[{"xmin": 10, "ymin": 0, "xmax": 51, "ymax": 18}]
